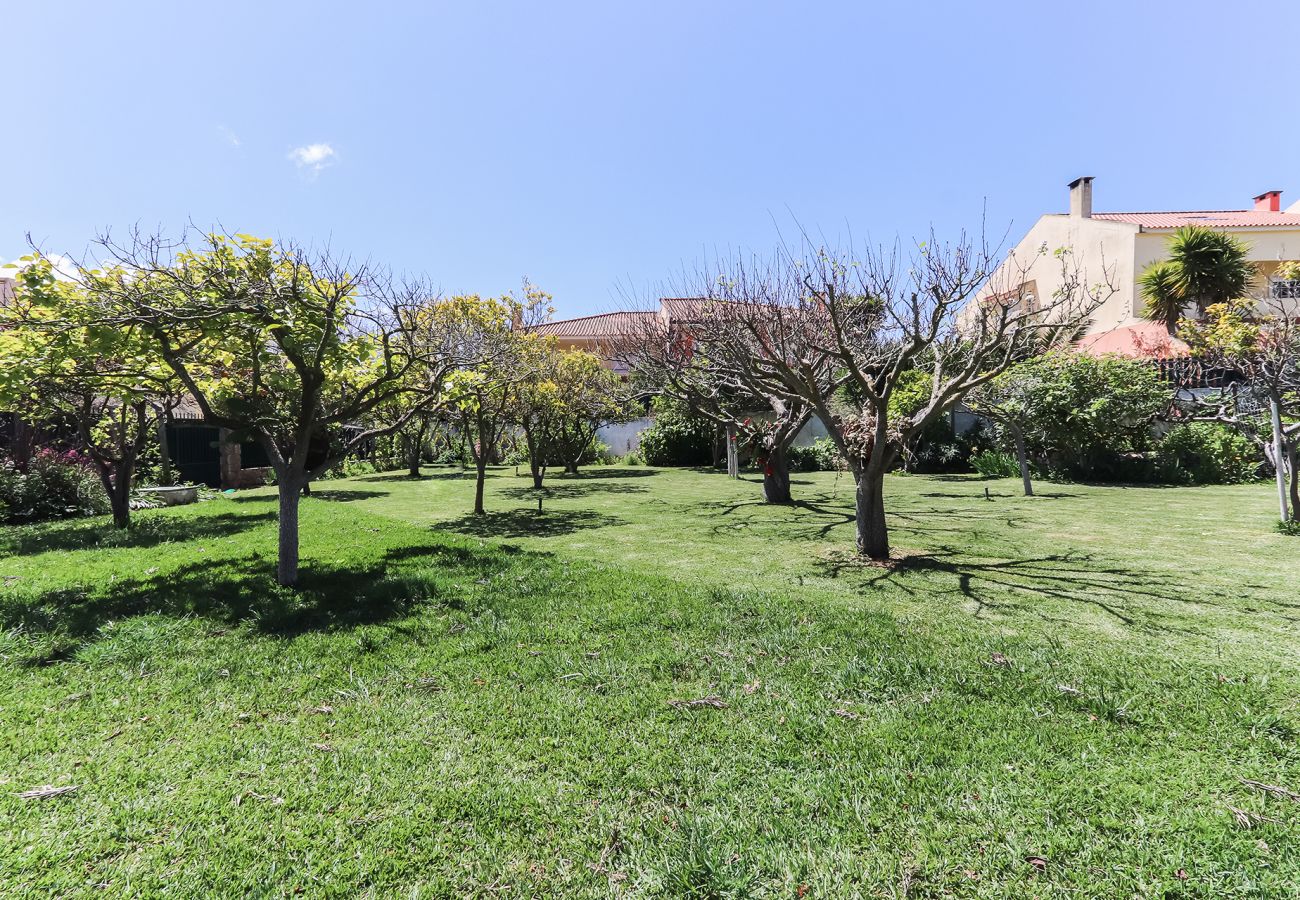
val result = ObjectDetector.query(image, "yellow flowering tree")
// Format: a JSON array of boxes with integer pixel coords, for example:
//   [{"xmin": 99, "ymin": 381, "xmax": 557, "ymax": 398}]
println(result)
[
  {"xmin": 0, "ymin": 257, "xmax": 180, "ymax": 528},
  {"xmin": 68, "ymin": 232, "xmax": 461, "ymax": 585}
]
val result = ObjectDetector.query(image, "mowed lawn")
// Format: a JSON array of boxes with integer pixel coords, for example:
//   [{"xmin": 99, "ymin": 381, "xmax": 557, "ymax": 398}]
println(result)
[{"xmin": 1, "ymin": 467, "xmax": 1297, "ymax": 897}]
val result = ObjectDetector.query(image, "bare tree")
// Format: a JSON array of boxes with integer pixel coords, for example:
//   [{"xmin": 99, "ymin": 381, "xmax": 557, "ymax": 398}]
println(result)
[
  {"xmin": 617, "ymin": 291, "xmax": 823, "ymax": 503},
  {"xmin": 1179, "ymin": 296, "xmax": 1300, "ymax": 522},
  {"xmin": 641, "ymin": 238, "xmax": 1107, "ymax": 559}
]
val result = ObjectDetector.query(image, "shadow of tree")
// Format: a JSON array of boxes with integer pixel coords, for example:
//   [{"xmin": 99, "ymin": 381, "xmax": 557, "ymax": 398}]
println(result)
[
  {"xmin": 500, "ymin": 483, "xmax": 649, "ymax": 500},
  {"xmin": 439, "ymin": 508, "xmax": 625, "ymax": 539},
  {"xmin": 303, "ymin": 489, "xmax": 391, "ymax": 503},
  {"xmin": 557, "ymin": 468, "xmax": 659, "ymax": 479},
  {"xmin": 810, "ymin": 546, "xmax": 1256, "ymax": 633},
  {"xmin": 4, "ymin": 539, "xmax": 527, "ymax": 664},
  {"xmin": 916, "ymin": 490, "xmax": 1080, "ymax": 500},
  {"xmin": 351, "ymin": 470, "xmax": 474, "ymax": 483},
  {"xmin": 0, "ymin": 511, "xmax": 277, "ymax": 556}
]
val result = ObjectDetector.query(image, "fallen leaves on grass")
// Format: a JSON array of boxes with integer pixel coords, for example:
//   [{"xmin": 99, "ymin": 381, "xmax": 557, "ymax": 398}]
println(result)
[
  {"xmin": 1228, "ymin": 805, "xmax": 1279, "ymax": 829},
  {"xmin": 309, "ymin": 705, "xmax": 335, "ymax": 715},
  {"xmin": 667, "ymin": 696, "xmax": 727, "ymax": 710},
  {"xmin": 17, "ymin": 784, "xmax": 78, "ymax": 800},
  {"xmin": 1025, "ymin": 855, "xmax": 1048, "ymax": 871},
  {"xmin": 234, "ymin": 790, "xmax": 284, "ymax": 806},
  {"xmin": 1240, "ymin": 778, "xmax": 1300, "ymax": 802},
  {"xmin": 831, "ymin": 708, "xmax": 860, "ymax": 720}
]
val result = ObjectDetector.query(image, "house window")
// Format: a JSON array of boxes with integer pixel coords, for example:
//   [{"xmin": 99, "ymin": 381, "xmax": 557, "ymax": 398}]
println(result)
[{"xmin": 1269, "ymin": 277, "xmax": 1300, "ymax": 299}]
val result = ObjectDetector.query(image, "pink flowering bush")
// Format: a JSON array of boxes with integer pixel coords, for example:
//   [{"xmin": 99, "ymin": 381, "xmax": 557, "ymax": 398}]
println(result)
[{"xmin": 0, "ymin": 448, "xmax": 109, "ymax": 524}]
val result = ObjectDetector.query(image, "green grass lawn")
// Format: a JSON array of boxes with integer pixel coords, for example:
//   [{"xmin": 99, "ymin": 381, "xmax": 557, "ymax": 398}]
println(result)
[{"xmin": 1, "ymin": 466, "xmax": 1297, "ymax": 897}]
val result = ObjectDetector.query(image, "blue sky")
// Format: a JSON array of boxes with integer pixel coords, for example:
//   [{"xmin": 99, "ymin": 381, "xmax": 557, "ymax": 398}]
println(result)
[{"xmin": 5, "ymin": 0, "xmax": 1299, "ymax": 316}]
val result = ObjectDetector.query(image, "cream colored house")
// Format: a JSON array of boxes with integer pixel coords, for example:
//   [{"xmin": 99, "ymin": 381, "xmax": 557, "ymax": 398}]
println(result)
[{"xmin": 980, "ymin": 177, "xmax": 1300, "ymax": 356}]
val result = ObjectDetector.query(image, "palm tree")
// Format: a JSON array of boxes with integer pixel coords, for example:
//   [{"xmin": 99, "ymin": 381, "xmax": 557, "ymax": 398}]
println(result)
[
  {"xmin": 1139, "ymin": 225, "xmax": 1253, "ymax": 334},
  {"xmin": 1139, "ymin": 260, "xmax": 1183, "ymax": 334}
]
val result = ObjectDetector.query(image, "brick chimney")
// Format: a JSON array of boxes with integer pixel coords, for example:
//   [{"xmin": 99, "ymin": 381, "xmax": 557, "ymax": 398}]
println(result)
[
  {"xmin": 1253, "ymin": 190, "xmax": 1282, "ymax": 212},
  {"xmin": 1068, "ymin": 176, "xmax": 1093, "ymax": 218}
]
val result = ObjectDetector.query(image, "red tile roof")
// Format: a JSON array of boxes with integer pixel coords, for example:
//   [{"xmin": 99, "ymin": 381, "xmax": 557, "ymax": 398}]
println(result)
[
  {"xmin": 1076, "ymin": 321, "xmax": 1189, "ymax": 359},
  {"xmin": 529, "ymin": 310, "xmax": 657, "ymax": 339},
  {"xmin": 1090, "ymin": 210, "xmax": 1300, "ymax": 229}
]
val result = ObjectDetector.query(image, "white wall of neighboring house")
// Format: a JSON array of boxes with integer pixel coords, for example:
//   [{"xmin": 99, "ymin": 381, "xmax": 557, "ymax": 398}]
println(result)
[
  {"xmin": 986, "ymin": 213, "xmax": 1139, "ymax": 332},
  {"xmin": 1133, "ymin": 229, "xmax": 1300, "ymax": 313},
  {"xmin": 596, "ymin": 418, "xmax": 653, "ymax": 455},
  {"xmin": 977, "ymin": 180, "xmax": 1300, "ymax": 337}
]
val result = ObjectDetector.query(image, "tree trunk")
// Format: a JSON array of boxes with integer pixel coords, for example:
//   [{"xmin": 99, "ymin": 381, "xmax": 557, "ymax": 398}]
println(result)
[
  {"xmin": 855, "ymin": 466, "xmax": 889, "ymax": 560},
  {"xmin": 564, "ymin": 461, "xmax": 579, "ymax": 475},
  {"xmin": 1270, "ymin": 396, "xmax": 1289, "ymax": 523},
  {"xmin": 474, "ymin": 461, "xmax": 487, "ymax": 515},
  {"xmin": 1287, "ymin": 438, "xmax": 1300, "ymax": 523},
  {"xmin": 111, "ymin": 472, "xmax": 132, "ymax": 528},
  {"xmin": 762, "ymin": 445, "xmax": 792, "ymax": 504},
  {"xmin": 407, "ymin": 421, "xmax": 427, "ymax": 477},
  {"xmin": 94, "ymin": 459, "xmax": 133, "ymax": 529},
  {"xmin": 1011, "ymin": 424, "xmax": 1033, "ymax": 497},
  {"xmin": 531, "ymin": 466, "xmax": 545, "ymax": 489},
  {"xmin": 277, "ymin": 476, "xmax": 302, "ymax": 587},
  {"xmin": 157, "ymin": 417, "xmax": 173, "ymax": 486}
]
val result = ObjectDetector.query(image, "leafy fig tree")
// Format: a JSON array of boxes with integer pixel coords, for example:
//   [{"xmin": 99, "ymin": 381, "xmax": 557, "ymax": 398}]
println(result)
[{"xmin": 0, "ymin": 257, "xmax": 181, "ymax": 528}]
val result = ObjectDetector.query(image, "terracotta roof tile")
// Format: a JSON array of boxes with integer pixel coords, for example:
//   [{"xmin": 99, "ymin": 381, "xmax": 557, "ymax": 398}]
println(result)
[
  {"xmin": 1090, "ymin": 210, "xmax": 1300, "ymax": 229},
  {"xmin": 1077, "ymin": 321, "xmax": 1189, "ymax": 359},
  {"xmin": 529, "ymin": 311, "xmax": 657, "ymax": 339}
]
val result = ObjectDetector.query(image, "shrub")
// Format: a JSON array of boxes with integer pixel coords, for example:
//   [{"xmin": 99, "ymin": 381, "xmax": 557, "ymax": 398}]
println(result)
[
  {"xmin": 788, "ymin": 437, "xmax": 846, "ymax": 472},
  {"xmin": 971, "ymin": 450, "xmax": 1020, "ymax": 478},
  {"xmin": 0, "ymin": 448, "xmax": 109, "ymax": 524},
  {"xmin": 639, "ymin": 398, "xmax": 714, "ymax": 467},
  {"xmin": 1003, "ymin": 353, "xmax": 1169, "ymax": 480},
  {"xmin": 1157, "ymin": 423, "xmax": 1260, "ymax": 485}
]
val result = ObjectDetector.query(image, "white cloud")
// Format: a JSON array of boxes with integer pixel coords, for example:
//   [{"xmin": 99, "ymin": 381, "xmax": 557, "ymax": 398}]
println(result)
[
  {"xmin": 288, "ymin": 142, "xmax": 336, "ymax": 173},
  {"xmin": 218, "ymin": 125, "xmax": 241, "ymax": 147},
  {"xmin": 0, "ymin": 252, "xmax": 77, "ymax": 281}
]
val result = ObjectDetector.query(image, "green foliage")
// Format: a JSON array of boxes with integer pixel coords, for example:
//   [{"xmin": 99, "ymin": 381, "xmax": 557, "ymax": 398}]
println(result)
[
  {"xmin": 1157, "ymin": 423, "xmax": 1261, "ymax": 485},
  {"xmin": 639, "ymin": 397, "xmax": 715, "ymax": 467},
  {"xmin": 971, "ymin": 450, "xmax": 1020, "ymax": 478},
  {"xmin": 1139, "ymin": 225, "xmax": 1253, "ymax": 331},
  {"xmin": 0, "ymin": 449, "xmax": 108, "ymax": 524},
  {"xmin": 787, "ymin": 437, "xmax": 845, "ymax": 472},
  {"xmin": 1005, "ymin": 353, "xmax": 1168, "ymax": 479},
  {"xmin": 1138, "ymin": 260, "xmax": 1184, "ymax": 332},
  {"xmin": 516, "ymin": 347, "xmax": 632, "ymax": 473}
]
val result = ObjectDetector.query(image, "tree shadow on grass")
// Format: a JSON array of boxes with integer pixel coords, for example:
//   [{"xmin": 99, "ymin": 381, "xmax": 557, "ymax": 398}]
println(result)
[
  {"xmin": 351, "ymin": 469, "xmax": 474, "ymax": 483},
  {"xmin": 554, "ymin": 468, "xmax": 659, "ymax": 479},
  {"xmin": 500, "ymin": 483, "xmax": 649, "ymax": 500},
  {"xmin": 5, "ymin": 538, "xmax": 530, "ymax": 664},
  {"xmin": 0, "ymin": 510, "xmax": 277, "ymax": 556},
  {"xmin": 916, "ymin": 489, "xmax": 1080, "ymax": 500},
  {"xmin": 811, "ymin": 546, "xmax": 1262, "ymax": 633},
  {"xmin": 439, "ymin": 508, "xmax": 626, "ymax": 539},
  {"xmin": 302, "ymin": 489, "xmax": 391, "ymax": 503}
]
